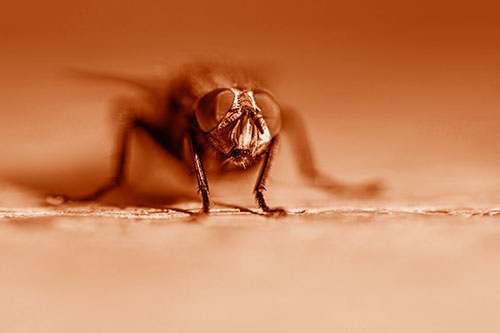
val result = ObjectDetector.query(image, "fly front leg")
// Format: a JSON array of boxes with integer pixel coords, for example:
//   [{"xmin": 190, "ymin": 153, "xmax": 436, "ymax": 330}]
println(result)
[
  {"xmin": 187, "ymin": 131, "xmax": 211, "ymax": 213},
  {"xmin": 254, "ymin": 137, "xmax": 286, "ymax": 215}
]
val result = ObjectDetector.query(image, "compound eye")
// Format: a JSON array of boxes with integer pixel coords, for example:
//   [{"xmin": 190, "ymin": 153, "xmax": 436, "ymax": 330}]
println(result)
[
  {"xmin": 195, "ymin": 89, "xmax": 235, "ymax": 132},
  {"xmin": 254, "ymin": 92, "xmax": 282, "ymax": 136}
]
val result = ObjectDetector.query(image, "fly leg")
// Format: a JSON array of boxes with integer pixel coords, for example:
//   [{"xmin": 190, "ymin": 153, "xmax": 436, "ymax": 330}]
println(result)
[
  {"xmin": 254, "ymin": 137, "xmax": 286, "ymax": 215},
  {"xmin": 58, "ymin": 97, "xmax": 154, "ymax": 203},
  {"xmin": 186, "ymin": 131, "xmax": 211, "ymax": 213},
  {"xmin": 60, "ymin": 110, "xmax": 137, "ymax": 202},
  {"xmin": 281, "ymin": 106, "xmax": 382, "ymax": 197}
]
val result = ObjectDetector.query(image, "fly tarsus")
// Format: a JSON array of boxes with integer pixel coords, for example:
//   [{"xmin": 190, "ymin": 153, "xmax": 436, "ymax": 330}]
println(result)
[
  {"xmin": 255, "ymin": 190, "xmax": 287, "ymax": 216},
  {"xmin": 308, "ymin": 172, "xmax": 384, "ymax": 198},
  {"xmin": 80, "ymin": 178, "xmax": 123, "ymax": 200},
  {"xmin": 46, "ymin": 177, "xmax": 122, "ymax": 205}
]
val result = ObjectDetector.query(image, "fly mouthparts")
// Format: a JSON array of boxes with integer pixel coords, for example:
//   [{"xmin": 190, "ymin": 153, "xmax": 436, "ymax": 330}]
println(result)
[{"xmin": 230, "ymin": 148, "xmax": 251, "ymax": 159}]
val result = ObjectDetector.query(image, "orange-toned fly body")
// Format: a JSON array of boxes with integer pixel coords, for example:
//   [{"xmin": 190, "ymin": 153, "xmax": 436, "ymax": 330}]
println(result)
[{"xmin": 63, "ymin": 63, "xmax": 380, "ymax": 214}]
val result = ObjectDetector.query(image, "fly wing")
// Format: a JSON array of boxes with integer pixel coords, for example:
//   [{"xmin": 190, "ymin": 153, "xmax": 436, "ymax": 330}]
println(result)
[
  {"xmin": 280, "ymin": 106, "xmax": 383, "ymax": 197},
  {"xmin": 63, "ymin": 68, "xmax": 167, "ymax": 99}
]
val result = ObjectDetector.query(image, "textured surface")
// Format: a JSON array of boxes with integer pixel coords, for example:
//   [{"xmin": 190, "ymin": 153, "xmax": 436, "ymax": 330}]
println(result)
[{"xmin": 2, "ymin": 202, "xmax": 500, "ymax": 332}]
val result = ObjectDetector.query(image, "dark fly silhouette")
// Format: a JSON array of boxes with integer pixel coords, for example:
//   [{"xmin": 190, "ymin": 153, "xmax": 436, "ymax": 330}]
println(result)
[{"xmin": 60, "ymin": 63, "xmax": 380, "ymax": 214}]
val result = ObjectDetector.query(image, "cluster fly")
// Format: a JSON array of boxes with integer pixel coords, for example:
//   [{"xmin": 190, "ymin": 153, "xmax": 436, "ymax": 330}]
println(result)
[{"xmin": 60, "ymin": 62, "xmax": 380, "ymax": 215}]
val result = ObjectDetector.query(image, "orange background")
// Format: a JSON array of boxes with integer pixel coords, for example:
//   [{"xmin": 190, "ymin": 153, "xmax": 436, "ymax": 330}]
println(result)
[
  {"xmin": 2, "ymin": 2, "xmax": 500, "ymax": 332},
  {"xmin": 1, "ymin": 0, "xmax": 500, "ymax": 202}
]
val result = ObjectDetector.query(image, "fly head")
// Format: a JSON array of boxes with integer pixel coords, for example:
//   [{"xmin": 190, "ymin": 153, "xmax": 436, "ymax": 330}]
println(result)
[{"xmin": 195, "ymin": 88, "xmax": 282, "ymax": 168}]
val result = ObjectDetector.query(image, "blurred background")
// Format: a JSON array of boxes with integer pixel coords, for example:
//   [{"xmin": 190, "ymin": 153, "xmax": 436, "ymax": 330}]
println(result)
[
  {"xmin": 2, "ymin": 2, "xmax": 500, "ymax": 332},
  {"xmin": 1, "ymin": 0, "xmax": 500, "ymax": 206}
]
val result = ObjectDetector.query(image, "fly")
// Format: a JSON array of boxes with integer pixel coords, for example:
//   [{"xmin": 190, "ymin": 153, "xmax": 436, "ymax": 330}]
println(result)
[{"xmin": 59, "ymin": 63, "xmax": 380, "ymax": 215}]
